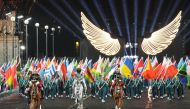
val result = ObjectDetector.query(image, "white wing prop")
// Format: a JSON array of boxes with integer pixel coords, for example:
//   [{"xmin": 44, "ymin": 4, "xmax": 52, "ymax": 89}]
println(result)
[
  {"xmin": 81, "ymin": 12, "xmax": 121, "ymax": 56},
  {"xmin": 141, "ymin": 11, "xmax": 182, "ymax": 55}
]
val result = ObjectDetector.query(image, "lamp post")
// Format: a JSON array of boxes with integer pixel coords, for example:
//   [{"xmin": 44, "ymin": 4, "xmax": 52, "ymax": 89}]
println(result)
[
  {"xmin": 45, "ymin": 25, "xmax": 49, "ymax": 57},
  {"xmin": 24, "ymin": 20, "xmax": 29, "ymax": 59},
  {"xmin": 51, "ymin": 27, "xmax": 55, "ymax": 56},
  {"xmin": 18, "ymin": 40, "xmax": 22, "ymax": 59},
  {"xmin": 20, "ymin": 45, "xmax": 26, "ymax": 61},
  {"xmin": 17, "ymin": 15, "xmax": 23, "ymax": 58},
  {"xmin": 35, "ymin": 23, "xmax": 40, "ymax": 58},
  {"xmin": 10, "ymin": 16, "xmax": 15, "ymax": 59}
]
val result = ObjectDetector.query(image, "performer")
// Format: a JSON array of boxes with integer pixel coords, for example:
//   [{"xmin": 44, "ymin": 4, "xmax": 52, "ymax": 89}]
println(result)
[
  {"xmin": 148, "ymin": 85, "xmax": 153, "ymax": 102},
  {"xmin": 97, "ymin": 74, "xmax": 108, "ymax": 103},
  {"xmin": 111, "ymin": 72, "xmax": 124, "ymax": 109},
  {"xmin": 25, "ymin": 70, "xmax": 44, "ymax": 105},
  {"xmin": 72, "ymin": 67, "xmax": 87, "ymax": 102}
]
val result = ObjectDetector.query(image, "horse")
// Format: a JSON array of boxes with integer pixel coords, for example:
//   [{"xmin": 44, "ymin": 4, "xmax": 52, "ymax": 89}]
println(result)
[
  {"xmin": 73, "ymin": 80, "xmax": 84, "ymax": 109},
  {"xmin": 113, "ymin": 82, "xmax": 124, "ymax": 109},
  {"xmin": 29, "ymin": 81, "xmax": 42, "ymax": 109}
]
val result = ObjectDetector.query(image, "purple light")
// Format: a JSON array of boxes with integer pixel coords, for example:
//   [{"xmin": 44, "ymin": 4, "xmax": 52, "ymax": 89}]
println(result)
[
  {"xmin": 141, "ymin": 0, "xmax": 151, "ymax": 36},
  {"xmin": 108, "ymin": 0, "xmax": 123, "ymax": 36},
  {"xmin": 62, "ymin": 0, "xmax": 80, "ymax": 22},
  {"xmin": 93, "ymin": 0, "xmax": 112, "ymax": 33},
  {"xmin": 38, "ymin": 3, "xmax": 82, "ymax": 40},
  {"xmin": 177, "ymin": 20, "xmax": 190, "ymax": 36},
  {"xmin": 183, "ymin": 6, "xmax": 190, "ymax": 18},
  {"xmin": 184, "ymin": 31, "xmax": 190, "ymax": 39},
  {"xmin": 149, "ymin": 0, "xmax": 164, "ymax": 33},
  {"xmin": 165, "ymin": 0, "xmax": 180, "ymax": 25},
  {"xmin": 49, "ymin": 0, "xmax": 83, "ymax": 34},
  {"xmin": 134, "ymin": 0, "xmax": 138, "ymax": 55},
  {"xmin": 80, "ymin": 0, "xmax": 100, "ymax": 27},
  {"xmin": 122, "ymin": 0, "xmax": 132, "ymax": 55}
]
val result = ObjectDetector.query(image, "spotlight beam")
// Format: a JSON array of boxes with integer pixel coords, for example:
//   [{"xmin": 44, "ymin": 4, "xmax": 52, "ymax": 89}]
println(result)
[
  {"xmin": 61, "ymin": 0, "xmax": 80, "ymax": 22},
  {"xmin": 93, "ymin": 0, "xmax": 112, "ymax": 33},
  {"xmin": 80, "ymin": 0, "xmax": 100, "ymax": 27},
  {"xmin": 183, "ymin": 30, "xmax": 190, "ymax": 39},
  {"xmin": 183, "ymin": 6, "xmax": 190, "ymax": 18},
  {"xmin": 165, "ymin": 0, "xmax": 180, "ymax": 25},
  {"xmin": 149, "ymin": 0, "xmax": 164, "ymax": 33},
  {"xmin": 38, "ymin": 3, "xmax": 82, "ymax": 40},
  {"xmin": 108, "ymin": 0, "xmax": 123, "ymax": 36},
  {"xmin": 134, "ymin": 0, "xmax": 138, "ymax": 55},
  {"xmin": 184, "ymin": 33, "xmax": 190, "ymax": 44},
  {"xmin": 177, "ymin": 20, "xmax": 190, "ymax": 36},
  {"xmin": 49, "ymin": 0, "xmax": 83, "ymax": 35},
  {"xmin": 122, "ymin": 0, "xmax": 132, "ymax": 55},
  {"xmin": 141, "ymin": 0, "xmax": 151, "ymax": 36}
]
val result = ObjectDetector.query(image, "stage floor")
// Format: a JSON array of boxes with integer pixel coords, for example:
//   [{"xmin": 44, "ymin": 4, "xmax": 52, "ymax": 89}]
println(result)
[{"xmin": 0, "ymin": 89, "xmax": 190, "ymax": 109}]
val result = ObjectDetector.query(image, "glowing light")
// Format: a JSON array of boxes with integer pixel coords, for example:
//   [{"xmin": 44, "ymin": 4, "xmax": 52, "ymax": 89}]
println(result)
[
  {"xmin": 17, "ymin": 15, "xmax": 24, "ymax": 19},
  {"xmin": 141, "ymin": 11, "xmax": 182, "ymax": 55},
  {"xmin": 45, "ymin": 25, "xmax": 49, "ymax": 29},
  {"xmin": 76, "ymin": 41, "xmax": 79, "ymax": 47},
  {"xmin": 35, "ymin": 23, "xmax": 40, "ymax": 27},
  {"xmin": 20, "ymin": 45, "xmax": 26, "ymax": 50}
]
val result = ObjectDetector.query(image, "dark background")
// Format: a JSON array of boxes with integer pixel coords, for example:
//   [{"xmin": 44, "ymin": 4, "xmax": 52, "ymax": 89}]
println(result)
[{"xmin": 0, "ymin": 0, "xmax": 190, "ymax": 61}]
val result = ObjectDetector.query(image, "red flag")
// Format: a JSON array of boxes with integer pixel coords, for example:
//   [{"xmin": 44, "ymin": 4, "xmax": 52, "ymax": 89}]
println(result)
[
  {"xmin": 5, "ymin": 64, "xmax": 17, "ymax": 89},
  {"xmin": 153, "ymin": 64, "xmax": 162, "ymax": 78},
  {"xmin": 134, "ymin": 58, "xmax": 144, "ymax": 74},
  {"xmin": 36, "ymin": 63, "xmax": 41, "ymax": 72},
  {"xmin": 165, "ymin": 64, "xmax": 178, "ymax": 79},
  {"xmin": 61, "ymin": 63, "xmax": 67, "ymax": 80}
]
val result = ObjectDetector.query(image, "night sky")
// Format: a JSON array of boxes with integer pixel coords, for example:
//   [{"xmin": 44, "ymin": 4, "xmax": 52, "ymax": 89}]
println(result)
[{"xmin": 11, "ymin": 0, "xmax": 190, "ymax": 58}]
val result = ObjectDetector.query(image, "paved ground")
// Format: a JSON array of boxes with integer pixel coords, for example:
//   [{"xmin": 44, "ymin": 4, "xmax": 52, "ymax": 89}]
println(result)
[{"xmin": 0, "ymin": 89, "xmax": 190, "ymax": 109}]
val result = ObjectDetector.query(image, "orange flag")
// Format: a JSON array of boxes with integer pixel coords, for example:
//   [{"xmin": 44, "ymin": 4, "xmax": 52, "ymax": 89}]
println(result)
[
  {"xmin": 142, "ymin": 56, "xmax": 155, "ymax": 80},
  {"xmin": 165, "ymin": 64, "xmax": 178, "ymax": 79}
]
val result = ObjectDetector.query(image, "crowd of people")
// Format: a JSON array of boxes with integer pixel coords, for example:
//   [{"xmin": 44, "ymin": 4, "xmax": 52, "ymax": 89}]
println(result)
[{"xmin": 1, "ymin": 56, "xmax": 189, "ymax": 105}]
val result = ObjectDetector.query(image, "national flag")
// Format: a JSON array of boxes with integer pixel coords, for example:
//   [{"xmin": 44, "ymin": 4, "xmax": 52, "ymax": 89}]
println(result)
[
  {"xmin": 142, "ymin": 56, "xmax": 155, "ymax": 80},
  {"xmin": 177, "ymin": 58, "xmax": 184, "ymax": 69},
  {"xmin": 153, "ymin": 63, "xmax": 162, "ymax": 78},
  {"xmin": 84, "ymin": 67, "xmax": 94, "ymax": 83},
  {"xmin": 43, "ymin": 59, "xmax": 56, "ymax": 78},
  {"xmin": 151, "ymin": 56, "xmax": 158, "ymax": 68},
  {"xmin": 105, "ymin": 67, "xmax": 116, "ymax": 80},
  {"xmin": 165, "ymin": 64, "xmax": 178, "ymax": 79},
  {"xmin": 134, "ymin": 58, "xmax": 144, "ymax": 75},
  {"xmin": 5, "ymin": 64, "xmax": 17, "ymax": 89},
  {"xmin": 120, "ymin": 58, "xmax": 133, "ymax": 78},
  {"xmin": 57, "ymin": 62, "xmax": 67, "ymax": 80},
  {"xmin": 67, "ymin": 61, "xmax": 74, "ymax": 79},
  {"xmin": 177, "ymin": 63, "xmax": 187, "ymax": 85}
]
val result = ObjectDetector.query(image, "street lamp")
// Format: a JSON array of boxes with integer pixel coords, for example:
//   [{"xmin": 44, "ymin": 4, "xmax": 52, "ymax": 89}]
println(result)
[
  {"xmin": 17, "ymin": 15, "xmax": 24, "ymax": 19},
  {"xmin": 57, "ymin": 26, "xmax": 61, "ymax": 32},
  {"xmin": 24, "ymin": 18, "xmax": 30, "ymax": 59},
  {"xmin": 18, "ymin": 40, "xmax": 22, "ymax": 59},
  {"xmin": 51, "ymin": 27, "xmax": 55, "ymax": 56},
  {"xmin": 45, "ymin": 25, "xmax": 49, "ymax": 57},
  {"xmin": 10, "ymin": 16, "xmax": 15, "ymax": 59},
  {"xmin": 35, "ymin": 23, "xmax": 40, "ymax": 58},
  {"xmin": 20, "ymin": 45, "xmax": 26, "ymax": 50}
]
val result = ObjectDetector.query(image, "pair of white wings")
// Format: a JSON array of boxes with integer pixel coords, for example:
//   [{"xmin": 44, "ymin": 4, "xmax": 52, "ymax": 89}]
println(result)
[{"xmin": 81, "ymin": 11, "xmax": 182, "ymax": 56}]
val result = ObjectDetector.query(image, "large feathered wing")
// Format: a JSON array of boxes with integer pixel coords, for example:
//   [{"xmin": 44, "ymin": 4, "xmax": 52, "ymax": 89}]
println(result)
[
  {"xmin": 81, "ymin": 12, "xmax": 121, "ymax": 56},
  {"xmin": 141, "ymin": 11, "xmax": 182, "ymax": 55}
]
